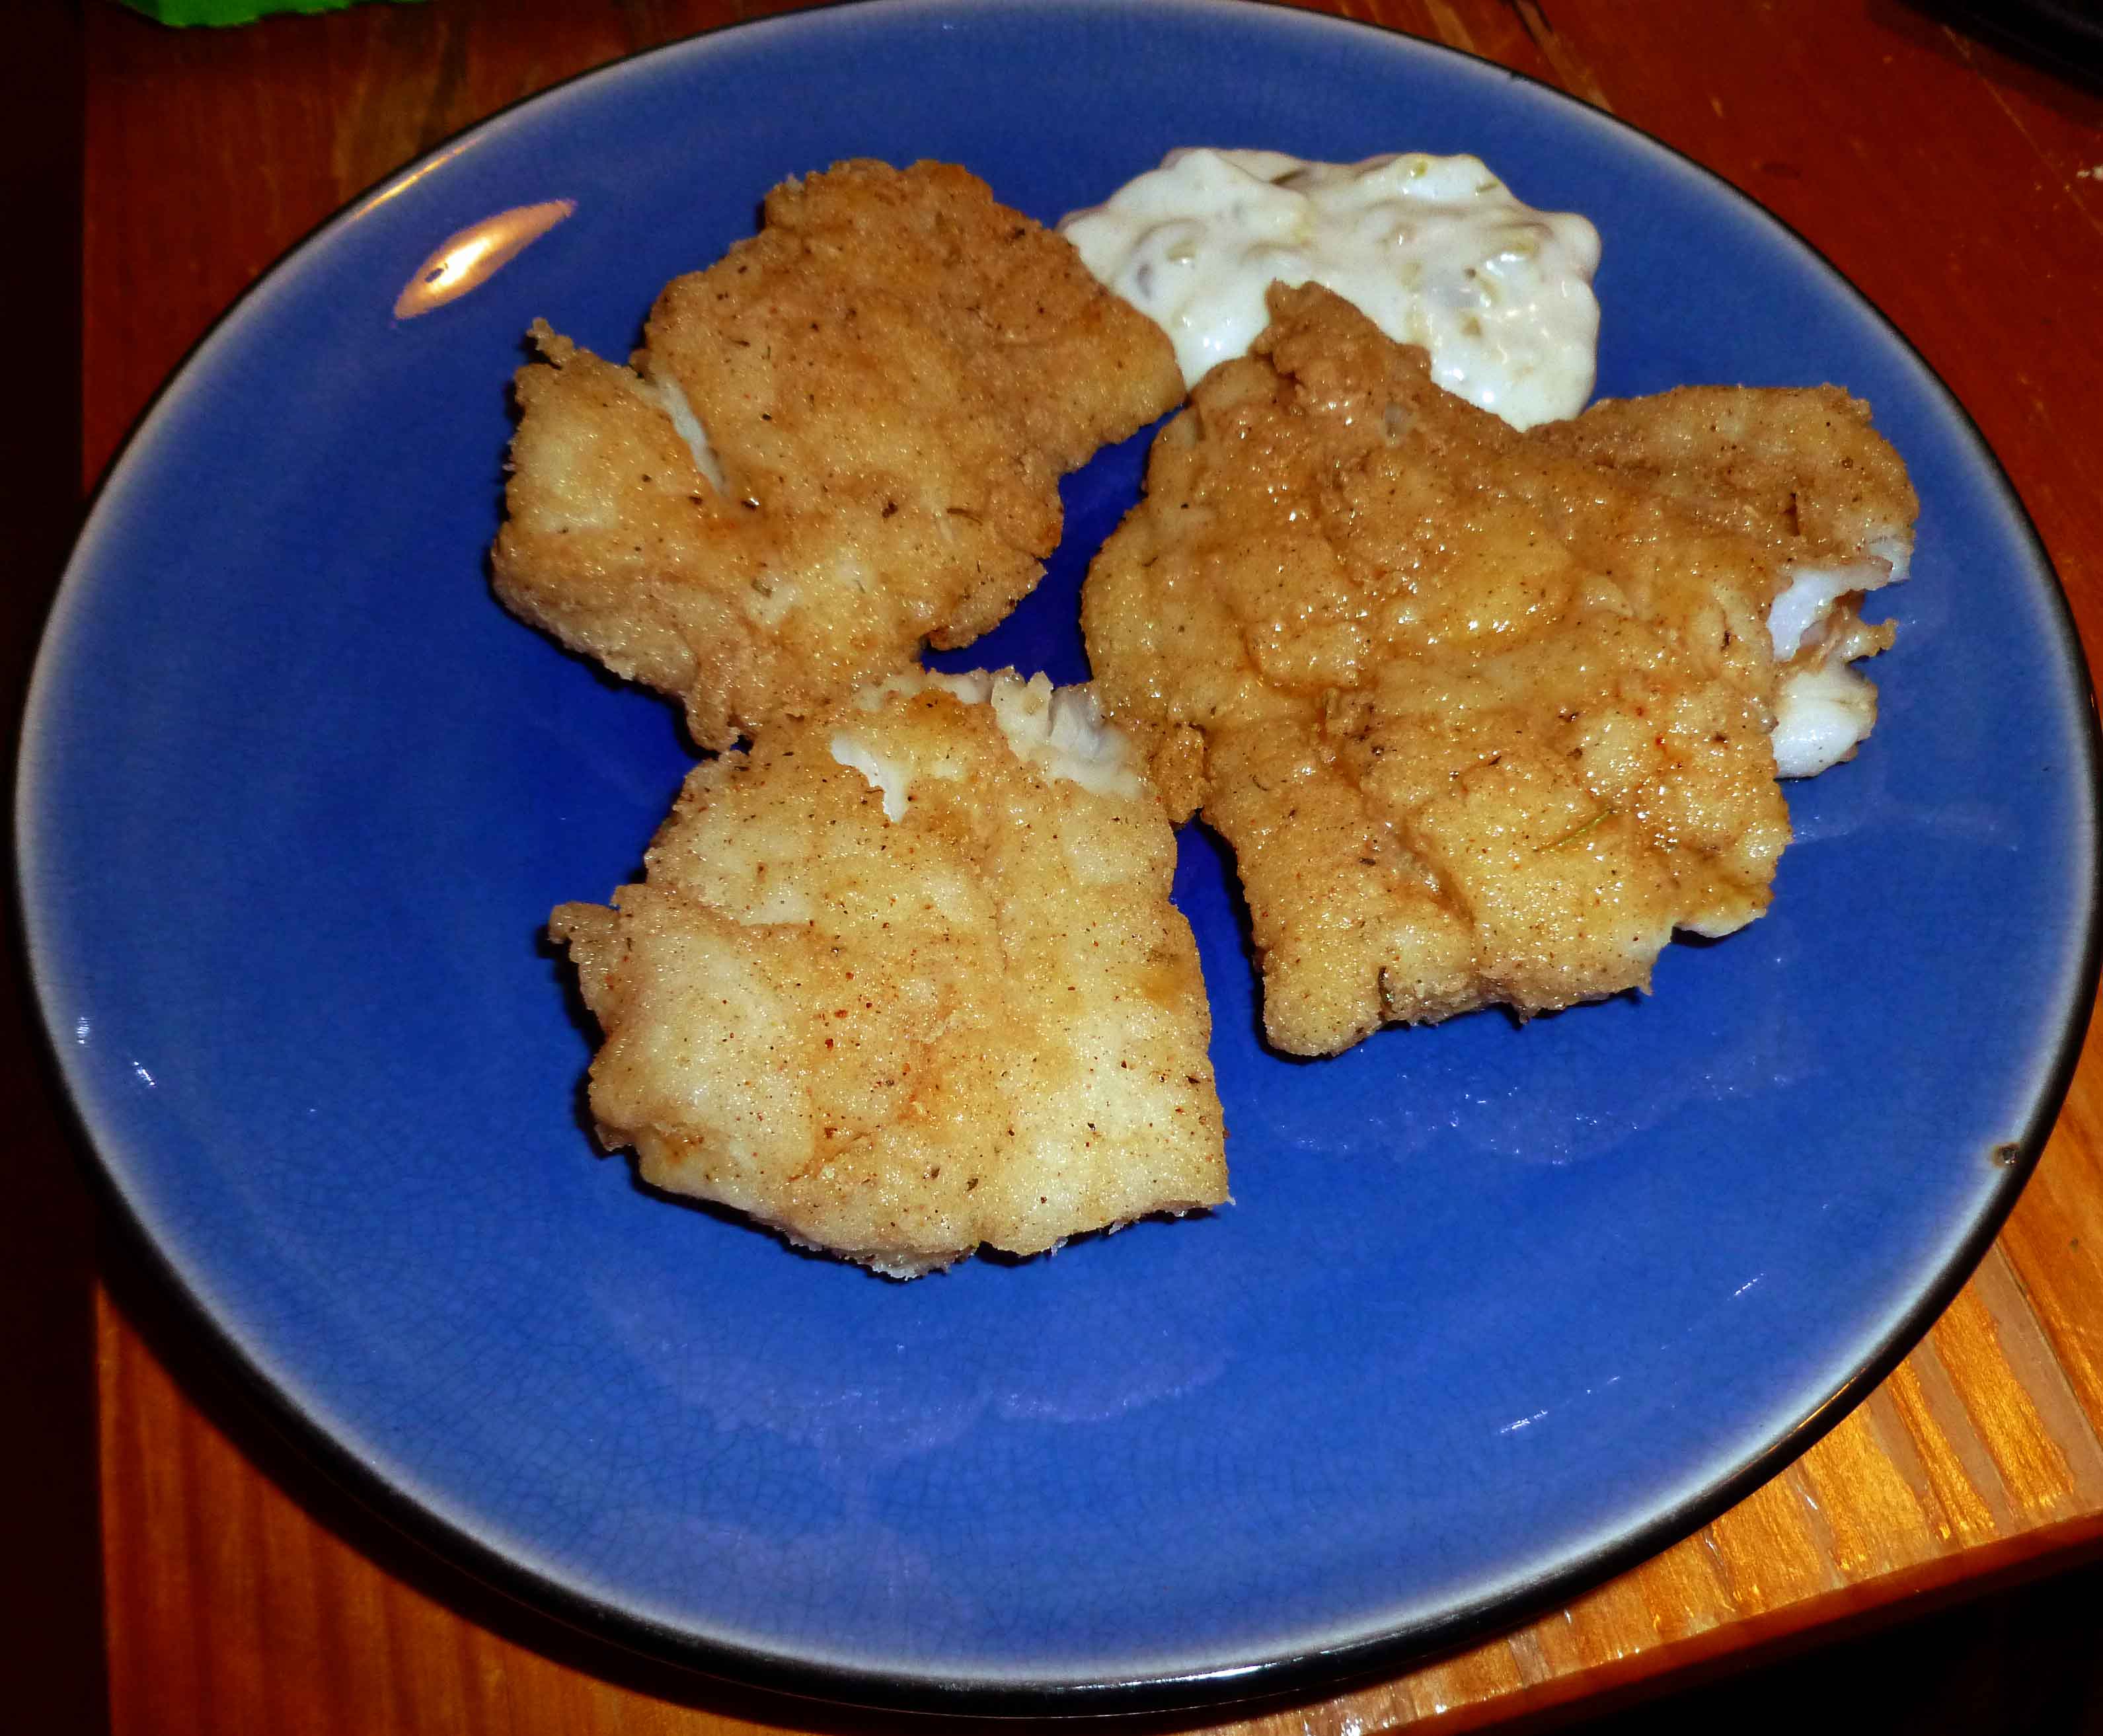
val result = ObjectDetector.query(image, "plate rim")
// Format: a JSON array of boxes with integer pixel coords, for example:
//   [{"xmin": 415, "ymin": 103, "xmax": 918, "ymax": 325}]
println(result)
[{"xmin": 22, "ymin": 0, "xmax": 2103, "ymax": 1715}]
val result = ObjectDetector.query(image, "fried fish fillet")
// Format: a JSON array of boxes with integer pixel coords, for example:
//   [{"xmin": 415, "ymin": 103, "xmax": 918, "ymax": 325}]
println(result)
[
  {"xmin": 1534, "ymin": 386, "xmax": 1917, "ymax": 777},
  {"xmin": 494, "ymin": 161, "xmax": 1184, "ymax": 750},
  {"xmin": 552, "ymin": 670, "xmax": 1227, "ymax": 1277},
  {"xmin": 1083, "ymin": 283, "xmax": 1915, "ymax": 1056}
]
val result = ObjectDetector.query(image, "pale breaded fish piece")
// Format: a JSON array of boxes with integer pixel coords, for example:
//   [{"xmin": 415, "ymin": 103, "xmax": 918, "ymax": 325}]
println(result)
[
  {"xmin": 551, "ymin": 670, "xmax": 1226, "ymax": 1277},
  {"xmin": 494, "ymin": 161, "xmax": 1184, "ymax": 750},
  {"xmin": 1085, "ymin": 283, "xmax": 1915, "ymax": 1057}
]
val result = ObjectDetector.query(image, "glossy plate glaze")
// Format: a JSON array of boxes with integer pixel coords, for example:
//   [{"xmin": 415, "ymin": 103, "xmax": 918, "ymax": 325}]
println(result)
[{"xmin": 20, "ymin": 0, "xmax": 2101, "ymax": 1715}]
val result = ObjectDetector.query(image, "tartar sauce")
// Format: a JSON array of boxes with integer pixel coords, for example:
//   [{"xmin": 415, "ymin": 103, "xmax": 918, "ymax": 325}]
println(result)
[{"xmin": 1060, "ymin": 148, "xmax": 1601, "ymax": 429}]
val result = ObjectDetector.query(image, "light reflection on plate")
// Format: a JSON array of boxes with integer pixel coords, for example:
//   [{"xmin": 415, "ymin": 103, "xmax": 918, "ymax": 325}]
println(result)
[{"xmin": 395, "ymin": 199, "xmax": 575, "ymax": 319}]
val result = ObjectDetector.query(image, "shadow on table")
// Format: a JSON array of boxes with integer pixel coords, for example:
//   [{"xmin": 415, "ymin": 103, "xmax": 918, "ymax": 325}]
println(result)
[
  {"xmin": 1, "ymin": 0, "xmax": 99, "ymax": 1729},
  {"xmin": 1883, "ymin": 0, "xmax": 2103, "ymax": 108},
  {"xmin": 1533, "ymin": 1554, "xmax": 2103, "ymax": 1735}
]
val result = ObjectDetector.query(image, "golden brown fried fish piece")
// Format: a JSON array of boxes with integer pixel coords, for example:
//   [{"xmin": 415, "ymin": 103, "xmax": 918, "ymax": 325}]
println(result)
[
  {"xmin": 494, "ymin": 161, "xmax": 1184, "ymax": 749},
  {"xmin": 552, "ymin": 670, "xmax": 1227, "ymax": 1277},
  {"xmin": 1534, "ymin": 385, "xmax": 1917, "ymax": 776},
  {"xmin": 1084, "ymin": 283, "xmax": 1914, "ymax": 1056}
]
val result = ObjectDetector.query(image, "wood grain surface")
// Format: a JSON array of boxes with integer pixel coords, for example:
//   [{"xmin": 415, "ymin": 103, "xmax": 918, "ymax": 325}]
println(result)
[{"xmin": 32, "ymin": 1, "xmax": 2103, "ymax": 1731}]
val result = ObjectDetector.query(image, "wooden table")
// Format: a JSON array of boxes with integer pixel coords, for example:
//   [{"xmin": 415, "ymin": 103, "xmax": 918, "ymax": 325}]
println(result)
[{"xmin": 23, "ymin": 1, "xmax": 2103, "ymax": 1730}]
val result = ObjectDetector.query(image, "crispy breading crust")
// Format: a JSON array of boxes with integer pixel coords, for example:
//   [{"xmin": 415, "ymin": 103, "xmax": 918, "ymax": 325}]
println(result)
[
  {"xmin": 1085, "ymin": 284, "xmax": 1911, "ymax": 1055},
  {"xmin": 493, "ymin": 161, "xmax": 1183, "ymax": 749},
  {"xmin": 552, "ymin": 672, "xmax": 1227, "ymax": 1276},
  {"xmin": 1532, "ymin": 385, "xmax": 1918, "ymax": 564}
]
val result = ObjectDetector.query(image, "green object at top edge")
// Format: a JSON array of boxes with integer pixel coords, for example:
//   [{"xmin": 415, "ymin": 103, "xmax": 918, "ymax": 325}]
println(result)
[{"xmin": 117, "ymin": 0, "xmax": 427, "ymax": 26}]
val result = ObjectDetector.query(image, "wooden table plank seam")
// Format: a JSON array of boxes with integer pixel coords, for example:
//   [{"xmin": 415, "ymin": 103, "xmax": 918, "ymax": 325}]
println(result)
[
  {"xmin": 1508, "ymin": 0, "xmax": 1614, "ymax": 110},
  {"xmin": 1972, "ymin": 1243, "xmax": 2103, "ymax": 1505}
]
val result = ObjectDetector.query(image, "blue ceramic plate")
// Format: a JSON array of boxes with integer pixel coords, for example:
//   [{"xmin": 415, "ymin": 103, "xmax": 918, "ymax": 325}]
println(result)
[{"xmin": 21, "ymin": 0, "xmax": 2101, "ymax": 1715}]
